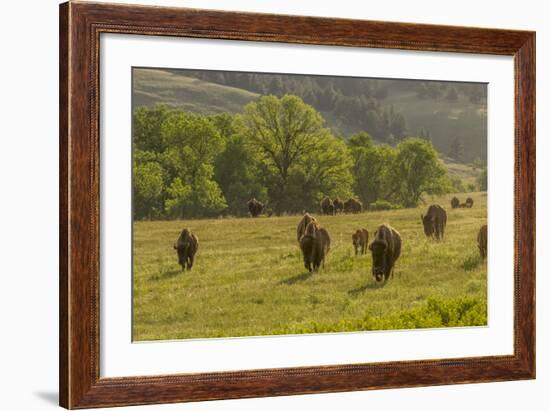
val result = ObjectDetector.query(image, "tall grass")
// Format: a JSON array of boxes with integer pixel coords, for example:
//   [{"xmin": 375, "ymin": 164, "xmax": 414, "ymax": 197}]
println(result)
[{"xmin": 133, "ymin": 192, "xmax": 487, "ymax": 341}]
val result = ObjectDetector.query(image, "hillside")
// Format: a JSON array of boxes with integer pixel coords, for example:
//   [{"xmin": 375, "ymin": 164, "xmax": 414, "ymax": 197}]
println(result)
[
  {"xmin": 385, "ymin": 89, "xmax": 487, "ymax": 164},
  {"xmin": 133, "ymin": 68, "xmax": 259, "ymax": 114}
]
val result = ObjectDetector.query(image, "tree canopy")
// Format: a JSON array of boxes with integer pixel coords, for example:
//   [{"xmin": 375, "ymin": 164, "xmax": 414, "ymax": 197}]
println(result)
[{"xmin": 132, "ymin": 96, "xmax": 456, "ymax": 220}]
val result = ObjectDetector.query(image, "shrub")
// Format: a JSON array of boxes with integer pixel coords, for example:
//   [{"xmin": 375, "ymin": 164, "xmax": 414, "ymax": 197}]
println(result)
[
  {"xmin": 270, "ymin": 296, "xmax": 487, "ymax": 335},
  {"xmin": 369, "ymin": 200, "xmax": 403, "ymax": 211}
]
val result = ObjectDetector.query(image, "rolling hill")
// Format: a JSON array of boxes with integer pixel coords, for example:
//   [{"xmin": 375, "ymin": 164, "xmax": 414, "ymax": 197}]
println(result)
[{"xmin": 133, "ymin": 68, "xmax": 259, "ymax": 114}]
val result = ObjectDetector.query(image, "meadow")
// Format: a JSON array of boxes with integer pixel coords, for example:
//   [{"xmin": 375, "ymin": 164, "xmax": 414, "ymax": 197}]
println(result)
[{"xmin": 133, "ymin": 192, "xmax": 487, "ymax": 341}]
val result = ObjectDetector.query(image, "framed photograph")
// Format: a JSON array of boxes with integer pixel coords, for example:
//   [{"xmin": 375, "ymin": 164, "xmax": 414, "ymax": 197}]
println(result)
[{"xmin": 59, "ymin": 2, "xmax": 535, "ymax": 409}]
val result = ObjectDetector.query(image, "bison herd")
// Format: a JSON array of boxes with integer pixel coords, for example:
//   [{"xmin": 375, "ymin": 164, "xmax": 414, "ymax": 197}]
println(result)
[
  {"xmin": 451, "ymin": 196, "xmax": 474, "ymax": 209},
  {"xmin": 173, "ymin": 198, "xmax": 487, "ymax": 284}
]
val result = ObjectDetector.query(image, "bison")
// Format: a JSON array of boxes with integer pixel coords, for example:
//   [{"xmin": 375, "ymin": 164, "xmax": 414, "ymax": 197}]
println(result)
[
  {"xmin": 296, "ymin": 213, "xmax": 317, "ymax": 241},
  {"xmin": 421, "ymin": 204, "xmax": 447, "ymax": 240},
  {"xmin": 299, "ymin": 221, "xmax": 331, "ymax": 272},
  {"xmin": 247, "ymin": 198, "xmax": 264, "ymax": 217},
  {"xmin": 320, "ymin": 197, "xmax": 335, "ymax": 215},
  {"xmin": 333, "ymin": 198, "xmax": 344, "ymax": 214},
  {"xmin": 352, "ymin": 229, "xmax": 369, "ymax": 256},
  {"xmin": 478, "ymin": 224, "xmax": 488, "ymax": 258},
  {"xmin": 465, "ymin": 197, "xmax": 474, "ymax": 208},
  {"xmin": 173, "ymin": 228, "xmax": 199, "ymax": 271},
  {"xmin": 344, "ymin": 198, "xmax": 362, "ymax": 214},
  {"xmin": 451, "ymin": 196, "xmax": 460, "ymax": 209},
  {"xmin": 369, "ymin": 224, "xmax": 401, "ymax": 282}
]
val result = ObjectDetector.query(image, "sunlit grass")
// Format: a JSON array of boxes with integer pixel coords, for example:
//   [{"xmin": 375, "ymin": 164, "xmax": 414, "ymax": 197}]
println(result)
[{"xmin": 133, "ymin": 192, "xmax": 487, "ymax": 341}]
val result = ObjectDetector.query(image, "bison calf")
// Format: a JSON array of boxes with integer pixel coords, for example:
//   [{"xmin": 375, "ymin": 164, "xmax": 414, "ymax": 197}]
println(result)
[
  {"xmin": 174, "ymin": 228, "xmax": 199, "ymax": 271},
  {"xmin": 352, "ymin": 229, "xmax": 369, "ymax": 256},
  {"xmin": 369, "ymin": 224, "xmax": 401, "ymax": 282},
  {"xmin": 478, "ymin": 224, "xmax": 487, "ymax": 258},
  {"xmin": 299, "ymin": 221, "xmax": 331, "ymax": 272},
  {"xmin": 421, "ymin": 204, "xmax": 447, "ymax": 240}
]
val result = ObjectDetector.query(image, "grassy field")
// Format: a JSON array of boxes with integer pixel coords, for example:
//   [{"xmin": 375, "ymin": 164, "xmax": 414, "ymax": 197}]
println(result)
[{"xmin": 133, "ymin": 192, "xmax": 487, "ymax": 341}]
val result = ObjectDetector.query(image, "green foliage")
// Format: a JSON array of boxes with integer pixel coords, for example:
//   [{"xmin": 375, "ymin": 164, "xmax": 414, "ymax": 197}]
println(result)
[
  {"xmin": 133, "ymin": 100, "xmax": 459, "ymax": 219},
  {"xmin": 133, "ymin": 162, "xmax": 165, "ymax": 219},
  {"xmin": 239, "ymin": 95, "xmax": 354, "ymax": 213},
  {"xmin": 478, "ymin": 167, "xmax": 488, "ymax": 191},
  {"xmin": 451, "ymin": 176, "xmax": 467, "ymax": 193},
  {"xmin": 462, "ymin": 253, "xmax": 482, "ymax": 271},
  {"xmin": 348, "ymin": 132, "xmax": 396, "ymax": 207},
  {"xmin": 133, "ymin": 106, "xmax": 227, "ymax": 219},
  {"xmin": 273, "ymin": 296, "xmax": 487, "ymax": 334},
  {"xmin": 368, "ymin": 200, "xmax": 403, "ymax": 211},
  {"xmin": 389, "ymin": 138, "xmax": 451, "ymax": 207}
]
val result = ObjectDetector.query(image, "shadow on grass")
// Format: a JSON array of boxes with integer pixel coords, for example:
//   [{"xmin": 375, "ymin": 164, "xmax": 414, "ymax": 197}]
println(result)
[
  {"xmin": 279, "ymin": 271, "xmax": 314, "ymax": 285},
  {"xmin": 348, "ymin": 281, "xmax": 386, "ymax": 296}
]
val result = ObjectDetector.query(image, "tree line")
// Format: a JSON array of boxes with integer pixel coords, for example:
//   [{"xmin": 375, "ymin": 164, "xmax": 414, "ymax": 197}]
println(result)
[
  {"xmin": 173, "ymin": 70, "xmax": 486, "ymax": 147},
  {"xmin": 134, "ymin": 95, "xmax": 460, "ymax": 220}
]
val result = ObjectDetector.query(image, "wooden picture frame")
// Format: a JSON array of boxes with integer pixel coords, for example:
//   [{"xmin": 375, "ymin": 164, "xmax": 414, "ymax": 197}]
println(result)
[{"xmin": 59, "ymin": 1, "xmax": 535, "ymax": 408}]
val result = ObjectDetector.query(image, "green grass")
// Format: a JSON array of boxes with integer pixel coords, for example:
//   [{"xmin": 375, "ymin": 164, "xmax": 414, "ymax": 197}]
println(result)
[
  {"xmin": 133, "ymin": 192, "xmax": 487, "ymax": 341},
  {"xmin": 133, "ymin": 69, "xmax": 259, "ymax": 114}
]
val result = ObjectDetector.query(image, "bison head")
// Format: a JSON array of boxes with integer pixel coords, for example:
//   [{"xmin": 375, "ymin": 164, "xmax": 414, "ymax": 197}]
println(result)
[
  {"xmin": 369, "ymin": 239, "xmax": 388, "ymax": 282},
  {"xmin": 421, "ymin": 214, "xmax": 435, "ymax": 237}
]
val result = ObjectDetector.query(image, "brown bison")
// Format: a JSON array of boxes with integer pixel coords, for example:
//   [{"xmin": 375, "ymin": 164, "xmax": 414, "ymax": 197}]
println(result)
[
  {"xmin": 299, "ymin": 221, "xmax": 331, "ymax": 272},
  {"xmin": 421, "ymin": 204, "xmax": 447, "ymax": 240},
  {"xmin": 296, "ymin": 213, "xmax": 317, "ymax": 241},
  {"xmin": 369, "ymin": 224, "xmax": 401, "ymax": 282},
  {"xmin": 465, "ymin": 197, "xmax": 474, "ymax": 208},
  {"xmin": 247, "ymin": 198, "xmax": 264, "ymax": 217},
  {"xmin": 320, "ymin": 197, "xmax": 335, "ymax": 215},
  {"xmin": 451, "ymin": 196, "xmax": 460, "ymax": 209},
  {"xmin": 344, "ymin": 198, "xmax": 362, "ymax": 214},
  {"xmin": 352, "ymin": 229, "xmax": 369, "ymax": 256},
  {"xmin": 173, "ymin": 228, "xmax": 199, "ymax": 271},
  {"xmin": 478, "ymin": 224, "xmax": 488, "ymax": 258},
  {"xmin": 333, "ymin": 198, "xmax": 344, "ymax": 213}
]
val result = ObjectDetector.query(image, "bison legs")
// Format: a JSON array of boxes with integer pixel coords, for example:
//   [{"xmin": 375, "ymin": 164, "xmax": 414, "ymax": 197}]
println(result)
[{"xmin": 186, "ymin": 255, "xmax": 194, "ymax": 270}]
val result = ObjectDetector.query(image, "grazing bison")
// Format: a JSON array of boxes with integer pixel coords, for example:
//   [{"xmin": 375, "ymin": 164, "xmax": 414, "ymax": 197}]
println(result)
[
  {"xmin": 421, "ymin": 204, "xmax": 447, "ymax": 240},
  {"xmin": 333, "ymin": 198, "xmax": 344, "ymax": 214},
  {"xmin": 451, "ymin": 196, "xmax": 460, "ymax": 209},
  {"xmin": 344, "ymin": 198, "xmax": 362, "ymax": 214},
  {"xmin": 173, "ymin": 228, "xmax": 199, "ymax": 271},
  {"xmin": 465, "ymin": 197, "xmax": 474, "ymax": 208},
  {"xmin": 369, "ymin": 224, "xmax": 401, "ymax": 282},
  {"xmin": 296, "ymin": 213, "xmax": 317, "ymax": 241},
  {"xmin": 247, "ymin": 198, "xmax": 264, "ymax": 217},
  {"xmin": 478, "ymin": 224, "xmax": 488, "ymax": 258},
  {"xmin": 352, "ymin": 229, "xmax": 369, "ymax": 256},
  {"xmin": 299, "ymin": 221, "xmax": 331, "ymax": 272},
  {"xmin": 320, "ymin": 197, "xmax": 335, "ymax": 215}
]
